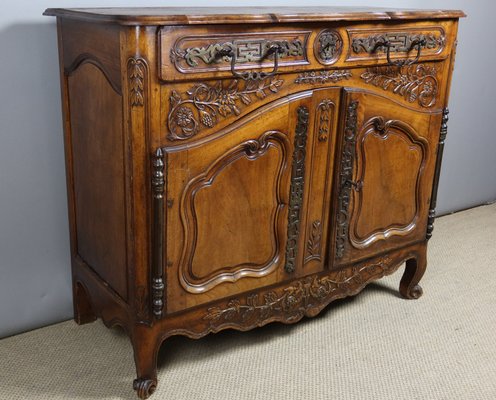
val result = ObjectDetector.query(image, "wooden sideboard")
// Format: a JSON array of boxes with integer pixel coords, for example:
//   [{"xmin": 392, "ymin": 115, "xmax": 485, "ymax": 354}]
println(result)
[{"xmin": 44, "ymin": 7, "xmax": 465, "ymax": 398}]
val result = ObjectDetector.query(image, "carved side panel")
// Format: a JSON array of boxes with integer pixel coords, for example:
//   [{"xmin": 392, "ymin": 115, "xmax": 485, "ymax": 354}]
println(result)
[
  {"xmin": 68, "ymin": 61, "xmax": 128, "ymax": 300},
  {"xmin": 335, "ymin": 101, "xmax": 359, "ymax": 259},
  {"xmin": 284, "ymin": 106, "xmax": 309, "ymax": 273},
  {"xmin": 179, "ymin": 131, "xmax": 291, "ymax": 294}
]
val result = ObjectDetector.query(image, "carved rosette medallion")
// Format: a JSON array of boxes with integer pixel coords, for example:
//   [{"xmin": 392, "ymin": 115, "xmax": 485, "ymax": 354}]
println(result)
[
  {"xmin": 284, "ymin": 106, "xmax": 309, "ymax": 273},
  {"xmin": 127, "ymin": 57, "xmax": 147, "ymax": 107},
  {"xmin": 168, "ymin": 78, "xmax": 284, "ymax": 140},
  {"xmin": 360, "ymin": 64, "xmax": 438, "ymax": 107},
  {"xmin": 204, "ymin": 256, "xmax": 393, "ymax": 327},
  {"xmin": 315, "ymin": 29, "xmax": 343, "ymax": 64},
  {"xmin": 335, "ymin": 100, "xmax": 359, "ymax": 259},
  {"xmin": 295, "ymin": 70, "xmax": 352, "ymax": 85}
]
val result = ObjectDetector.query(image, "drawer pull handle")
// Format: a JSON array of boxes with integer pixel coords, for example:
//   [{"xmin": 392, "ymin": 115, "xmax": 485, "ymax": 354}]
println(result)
[
  {"xmin": 215, "ymin": 43, "xmax": 284, "ymax": 81},
  {"xmin": 374, "ymin": 38, "xmax": 427, "ymax": 67}
]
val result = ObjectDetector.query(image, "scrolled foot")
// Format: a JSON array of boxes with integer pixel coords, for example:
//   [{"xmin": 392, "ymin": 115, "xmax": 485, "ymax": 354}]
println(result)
[
  {"xmin": 133, "ymin": 378, "xmax": 157, "ymax": 399},
  {"xmin": 399, "ymin": 246, "xmax": 427, "ymax": 300},
  {"xmin": 403, "ymin": 284, "xmax": 423, "ymax": 300}
]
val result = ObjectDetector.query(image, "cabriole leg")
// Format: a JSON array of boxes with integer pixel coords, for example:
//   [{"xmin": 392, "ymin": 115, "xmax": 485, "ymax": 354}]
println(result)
[
  {"xmin": 399, "ymin": 244, "xmax": 427, "ymax": 299},
  {"xmin": 132, "ymin": 327, "xmax": 160, "ymax": 399}
]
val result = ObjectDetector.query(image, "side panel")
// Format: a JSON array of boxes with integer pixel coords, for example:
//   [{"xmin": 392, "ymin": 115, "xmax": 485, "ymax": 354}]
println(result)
[{"xmin": 63, "ymin": 19, "xmax": 128, "ymax": 300}]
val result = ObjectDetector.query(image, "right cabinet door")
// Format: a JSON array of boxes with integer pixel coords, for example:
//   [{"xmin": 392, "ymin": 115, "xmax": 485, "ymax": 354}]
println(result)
[{"xmin": 332, "ymin": 89, "xmax": 441, "ymax": 266}]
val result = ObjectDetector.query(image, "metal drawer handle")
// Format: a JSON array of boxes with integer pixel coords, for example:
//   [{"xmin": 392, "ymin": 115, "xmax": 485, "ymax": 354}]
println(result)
[
  {"xmin": 215, "ymin": 43, "xmax": 284, "ymax": 81},
  {"xmin": 373, "ymin": 38, "xmax": 427, "ymax": 67}
]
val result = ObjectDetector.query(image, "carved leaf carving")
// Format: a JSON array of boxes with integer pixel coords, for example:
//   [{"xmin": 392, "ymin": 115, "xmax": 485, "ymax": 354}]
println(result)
[
  {"xmin": 204, "ymin": 256, "xmax": 393, "ymax": 327},
  {"xmin": 360, "ymin": 64, "xmax": 438, "ymax": 107},
  {"xmin": 306, "ymin": 220, "xmax": 322, "ymax": 261},
  {"xmin": 168, "ymin": 77, "xmax": 284, "ymax": 141},
  {"xmin": 128, "ymin": 58, "xmax": 146, "ymax": 107}
]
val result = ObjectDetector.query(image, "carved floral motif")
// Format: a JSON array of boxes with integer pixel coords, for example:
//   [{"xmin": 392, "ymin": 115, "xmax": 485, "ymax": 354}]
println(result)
[
  {"xmin": 168, "ymin": 78, "xmax": 284, "ymax": 140},
  {"xmin": 360, "ymin": 64, "xmax": 438, "ymax": 107},
  {"xmin": 204, "ymin": 256, "xmax": 392, "ymax": 326},
  {"xmin": 295, "ymin": 70, "xmax": 352, "ymax": 84}
]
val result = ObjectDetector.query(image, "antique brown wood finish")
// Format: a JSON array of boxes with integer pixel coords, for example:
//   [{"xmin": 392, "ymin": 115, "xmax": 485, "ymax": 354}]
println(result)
[{"xmin": 45, "ymin": 7, "xmax": 464, "ymax": 398}]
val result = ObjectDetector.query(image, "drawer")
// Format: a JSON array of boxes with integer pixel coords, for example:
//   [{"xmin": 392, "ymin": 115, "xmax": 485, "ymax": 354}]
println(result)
[
  {"xmin": 344, "ymin": 25, "xmax": 448, "ymax": 66},
  {"xmin": 159, "ymin": 21, "xmax": 454, "ymax": 82},
  {"xmin": 160, "ymin": 25, "xmax": 313, "ymax": 82}
]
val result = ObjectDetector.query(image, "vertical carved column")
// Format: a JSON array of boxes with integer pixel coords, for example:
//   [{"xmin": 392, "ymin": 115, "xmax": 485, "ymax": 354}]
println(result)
[
  {"xmin": 335, "ymin": 100, "xmax": 359, "ymax": 259},
  {"xmin": 284, "ymin": 106, "xmax": 309, "ymax": 273},
  {"xmin": 151, "ymin": 149, "xmax": 165, "ymax": 318},
  {"xmin": 427, "ymin": 107, "xmax": 449, "ymax": 240}
]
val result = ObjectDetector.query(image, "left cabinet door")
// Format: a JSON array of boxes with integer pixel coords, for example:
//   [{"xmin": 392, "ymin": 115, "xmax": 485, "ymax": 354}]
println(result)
[{"xmin": 163, "ymin": 88, "xmax": 340, "ymax": 313}]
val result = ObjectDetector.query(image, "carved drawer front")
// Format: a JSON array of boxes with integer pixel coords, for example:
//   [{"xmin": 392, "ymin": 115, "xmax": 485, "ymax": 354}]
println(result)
[
  {"xmin": 160, "ymin": 25, "xmax": 311, "ymax": 81},
  {"xmin": 344, "ymin": 22, "xmax": 450, "ymax": 66},
  {"xmin": 332, "ymin": 90, "xmax": 440, "ymax": 266},
  {"xmin": 160, "ymin": 21, "xmax": 457, "ymax": 82}
]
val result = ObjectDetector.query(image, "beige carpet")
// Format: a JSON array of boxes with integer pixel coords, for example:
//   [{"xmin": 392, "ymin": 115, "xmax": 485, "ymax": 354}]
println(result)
[{"xmin": 1, "ymin": 204, "xmax": 495, "ymax": 400}]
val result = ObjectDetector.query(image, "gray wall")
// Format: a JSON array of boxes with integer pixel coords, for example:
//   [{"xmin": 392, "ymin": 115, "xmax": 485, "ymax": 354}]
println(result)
[{"xmin": 0, "ymin": 0, "xmax": 494, "ymax": 339}]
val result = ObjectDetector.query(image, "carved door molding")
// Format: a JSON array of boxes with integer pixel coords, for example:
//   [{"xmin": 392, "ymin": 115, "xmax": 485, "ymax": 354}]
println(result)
[
  {"xmin": 349, "ymin": 117, "xmax": 429, "ymax": 248},
  {"xmin": 333, "ymin": 90, "xmax": 436, "ymax": 265},
  {"xmin": 178, "ymin": 130, "xmax": 291, "ymax": 294}
]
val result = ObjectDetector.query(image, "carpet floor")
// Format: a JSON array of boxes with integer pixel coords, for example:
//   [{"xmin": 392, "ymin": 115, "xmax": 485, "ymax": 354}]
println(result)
[{"xmin": 1, "ymin": 204, "xmax": 495, "ymax": 400}]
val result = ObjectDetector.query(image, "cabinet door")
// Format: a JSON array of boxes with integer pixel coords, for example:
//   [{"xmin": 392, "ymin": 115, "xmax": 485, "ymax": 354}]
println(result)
[
  {"xmin": 332, "ymin": 90, "xmax": 439, "ymax": 266},
  {"xmin": 164, "ymin": 88, "xmax": 340, "ymax": 313}
]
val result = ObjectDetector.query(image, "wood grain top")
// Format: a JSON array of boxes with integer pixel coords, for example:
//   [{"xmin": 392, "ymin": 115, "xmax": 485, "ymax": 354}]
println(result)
[{"xmin": 43, "ymin": 7, "xmax": 466, "ymax": 26}]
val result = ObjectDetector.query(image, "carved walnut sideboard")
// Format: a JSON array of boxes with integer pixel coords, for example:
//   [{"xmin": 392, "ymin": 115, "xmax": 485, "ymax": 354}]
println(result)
[{"xmin": 44, "ymin": 7, "xmax": 464, "ymax": 398}]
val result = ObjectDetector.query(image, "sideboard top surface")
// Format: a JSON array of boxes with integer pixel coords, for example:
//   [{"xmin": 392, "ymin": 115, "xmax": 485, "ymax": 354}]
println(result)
[{"xmin": 43, "ymin": 7, "xmax": 466, "ymax": 26}]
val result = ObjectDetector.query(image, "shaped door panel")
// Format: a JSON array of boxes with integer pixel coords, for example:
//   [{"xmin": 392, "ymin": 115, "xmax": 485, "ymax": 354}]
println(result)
[{"xmin": 332, "ymin": 90, "xmax": 439, "ymax": 265}]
